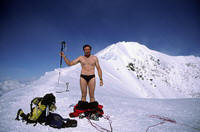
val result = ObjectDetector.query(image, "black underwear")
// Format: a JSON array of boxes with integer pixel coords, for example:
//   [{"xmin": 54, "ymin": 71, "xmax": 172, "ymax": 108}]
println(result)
[{"xmin": 80, "ymin": 74, "xmax": 95, "ymax": 83}]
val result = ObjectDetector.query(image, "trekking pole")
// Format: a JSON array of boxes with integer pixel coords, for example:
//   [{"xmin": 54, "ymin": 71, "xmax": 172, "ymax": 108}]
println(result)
[{"xmin": 58, "ymin": 41, "xmax": 66, "ymax": 85}]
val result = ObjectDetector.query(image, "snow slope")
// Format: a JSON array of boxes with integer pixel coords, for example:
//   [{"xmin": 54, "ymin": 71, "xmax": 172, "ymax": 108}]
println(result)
[
  {"xmin": 96, "ymin": 42, "xmax": 200, "ymax": 98},
  {"xmin": 0, "ymin": 42, "xmax": 200, "ymax": 132}
]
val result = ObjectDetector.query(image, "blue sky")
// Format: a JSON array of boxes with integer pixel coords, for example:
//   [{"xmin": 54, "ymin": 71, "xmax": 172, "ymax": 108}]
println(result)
[{"xmin": 0, "ymin": 0, "xmax": 200, "ymax": 81}]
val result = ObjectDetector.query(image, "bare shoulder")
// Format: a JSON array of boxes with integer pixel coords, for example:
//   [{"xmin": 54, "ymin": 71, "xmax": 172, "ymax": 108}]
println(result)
[
  {"xmin": 79, "ymin": 56, "xmax": 84, "ymax": 58},
  {"xmin": 75, "ymin": 56, "xmax": 83, "ymax": 62},
  {"xmin": 78, "ymin": 56, "xmax": 84, "ymax": 60},
  {"xmin": 91, "ymin": 55, "xmax": 98, "ymax": 59},
  {"xmin": 91, "ymin": 55, "xmax": 98, "ymax": 60}
]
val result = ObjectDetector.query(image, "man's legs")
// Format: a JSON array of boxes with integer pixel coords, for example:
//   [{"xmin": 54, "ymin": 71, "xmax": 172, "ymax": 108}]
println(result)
[
  {"xmin": 80, "ymin": 77, "xmax": 87, "ymax": 101},
  {"xmin": 88, "ymin": 78, "xmax": 96, "ymax": 102}
]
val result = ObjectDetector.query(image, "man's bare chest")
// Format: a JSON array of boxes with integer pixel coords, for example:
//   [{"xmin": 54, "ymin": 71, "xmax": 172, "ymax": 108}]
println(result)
[{"xmin": 80, "ymin": 57, "xmax": 96, "ymax": 66}]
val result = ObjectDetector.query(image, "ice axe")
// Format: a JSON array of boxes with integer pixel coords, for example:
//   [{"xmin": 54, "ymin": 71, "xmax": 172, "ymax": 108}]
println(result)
[
  {"xmin": 58, "ymin": 41, "xmax": 66, "ymax": 85},
  {"xmin": 60, "ymin": 41, "xmax": 66, "ymax": 68}
]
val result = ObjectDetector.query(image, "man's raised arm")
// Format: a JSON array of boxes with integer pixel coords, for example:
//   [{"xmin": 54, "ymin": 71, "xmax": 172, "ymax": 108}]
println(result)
[{"xmin": 60, "ymin": 52, "xmax": 80, "ymax": 66}]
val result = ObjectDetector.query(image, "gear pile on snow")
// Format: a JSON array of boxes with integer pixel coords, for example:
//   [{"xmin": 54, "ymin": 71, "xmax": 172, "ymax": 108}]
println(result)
[
  {"xmin": 69, "ymin": 100, "xmax": 104, "ymax": 121},
  {"xmin": 15, "ymin": 93, "xmax": 77, "ymax": 128}
]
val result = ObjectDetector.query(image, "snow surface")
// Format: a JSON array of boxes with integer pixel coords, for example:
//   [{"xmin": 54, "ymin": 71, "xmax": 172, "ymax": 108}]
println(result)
[{"xmin": 0, "ymin": 42, "xmax": 200, "ymax": 132}]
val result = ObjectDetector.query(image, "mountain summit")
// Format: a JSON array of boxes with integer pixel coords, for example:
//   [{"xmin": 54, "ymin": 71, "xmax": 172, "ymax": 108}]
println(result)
[
  {"xmin": 96, "ymin": 41, "xmax": 200, "ymax": 98},
  {"xmin": 1, "ymin": 42, "xmax": 200, "ymax": 132}
]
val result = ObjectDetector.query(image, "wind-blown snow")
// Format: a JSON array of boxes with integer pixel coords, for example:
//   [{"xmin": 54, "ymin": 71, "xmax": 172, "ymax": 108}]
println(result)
[{"xmin": 0, "ymin": 42, "xmax": 200, "ymax": 132}]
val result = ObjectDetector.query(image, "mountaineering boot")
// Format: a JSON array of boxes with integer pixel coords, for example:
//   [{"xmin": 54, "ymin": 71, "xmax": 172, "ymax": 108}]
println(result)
[{"xmin": 15, "ymin": 109, "xmax": 23, "ymax": 120}]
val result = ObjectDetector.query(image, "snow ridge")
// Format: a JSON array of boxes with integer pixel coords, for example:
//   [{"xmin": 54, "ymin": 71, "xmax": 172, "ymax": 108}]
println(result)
[{"xmin": 97, "ymin": 41, "xmax": 200, "ymax": 98}]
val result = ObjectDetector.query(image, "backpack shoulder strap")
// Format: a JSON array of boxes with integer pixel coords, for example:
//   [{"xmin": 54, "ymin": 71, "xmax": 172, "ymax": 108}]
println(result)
[{"xmin": 30, "ymin": 97, "xmax": 43, "ymax": 116}]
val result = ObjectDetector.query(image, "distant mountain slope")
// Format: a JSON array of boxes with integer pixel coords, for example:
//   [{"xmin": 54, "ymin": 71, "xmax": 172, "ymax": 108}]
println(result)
[{"xmin": 96, "ymin": 42, "xmax": 200, "ymax": 98}]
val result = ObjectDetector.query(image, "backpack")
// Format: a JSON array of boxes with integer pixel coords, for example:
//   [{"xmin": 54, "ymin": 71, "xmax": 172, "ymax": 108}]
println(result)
[
  {"xmin": 29, "ymin": 93, "xmax": 56, "ymax": 123},
  {"xmin": 16, "ymin": 93, "xmax": 56, "ymax": 124}
]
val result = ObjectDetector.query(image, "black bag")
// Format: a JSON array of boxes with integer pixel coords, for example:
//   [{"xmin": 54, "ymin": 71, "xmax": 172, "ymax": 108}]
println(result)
[{"xmin": 45, "ymin": 112, "xmax": 77, "ymax": 128}]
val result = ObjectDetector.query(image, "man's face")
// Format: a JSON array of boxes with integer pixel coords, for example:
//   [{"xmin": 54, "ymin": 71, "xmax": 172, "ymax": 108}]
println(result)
[{"xmin": 84, "ymin": 46, "xmax": 91, "ymax": 56}]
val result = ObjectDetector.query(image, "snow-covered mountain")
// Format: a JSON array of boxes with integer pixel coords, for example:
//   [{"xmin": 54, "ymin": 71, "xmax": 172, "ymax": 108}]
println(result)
[
  {"xmin": 1, "ymin": 41, "xmax": 200, "ymax": 98},
  {"xmin": 96, "ymin": 41, "xmax": 200, "ymax": 98},
  {"xmin": 0, "ymin": 42, "xmax": 200, "ymax": 132},
  {"xmin": 21, "ymin": 42, "xmax": 200, "ymax": 98}
]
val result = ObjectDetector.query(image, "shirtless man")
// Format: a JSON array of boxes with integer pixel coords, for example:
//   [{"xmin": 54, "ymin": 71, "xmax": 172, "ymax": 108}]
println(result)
[{"xmin": 60, "ymin": 44, "xmax": 103, "ymax": 102}]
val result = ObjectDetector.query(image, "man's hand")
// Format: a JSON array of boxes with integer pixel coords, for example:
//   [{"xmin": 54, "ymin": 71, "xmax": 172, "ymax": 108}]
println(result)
[
  {"xmin": 60, "ymin": 51, "xmax": 65, "ymax": 57},
  {"xmin": 100, "ymin": 80, "xmax": 103, "ymax": 86}
]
